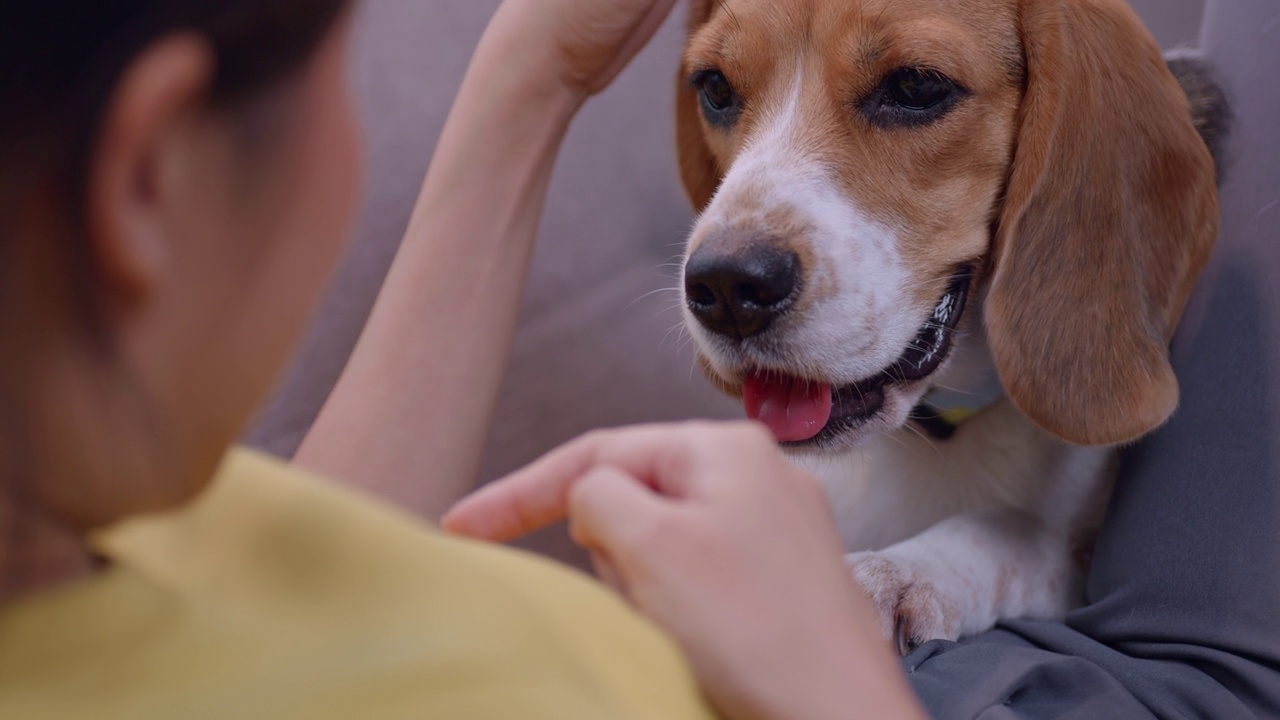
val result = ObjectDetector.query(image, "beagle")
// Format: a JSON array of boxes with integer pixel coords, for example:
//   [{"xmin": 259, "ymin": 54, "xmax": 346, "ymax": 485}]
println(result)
[{"xmin": 674, "ymin": 0, "xmax": 1225, "ymax": 653}]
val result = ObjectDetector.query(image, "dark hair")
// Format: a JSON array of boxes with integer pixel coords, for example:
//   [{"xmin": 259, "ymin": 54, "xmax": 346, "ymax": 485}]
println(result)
[
  {"xmin": 0, "ymin": 0, "xmax": 350, "ymax": 340},
  {"xmin": 1, "ymin": 0, "xmax": 350, "ymax": 167},
  {"xmin": 0, "ymin": 1, "xmax": 350, "ymax": 592}
]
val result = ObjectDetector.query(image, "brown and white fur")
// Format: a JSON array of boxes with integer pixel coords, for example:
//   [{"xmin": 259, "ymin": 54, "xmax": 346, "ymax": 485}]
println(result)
[{"xmin": 674, "ymin": 0, "xmax": 1224, "ymax": 653}]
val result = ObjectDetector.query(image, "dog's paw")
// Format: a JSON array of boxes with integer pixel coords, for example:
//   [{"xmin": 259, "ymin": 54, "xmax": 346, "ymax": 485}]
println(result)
[{"xmin": 846, "ymin": 551, "xmax": 962, "ymax": 656}]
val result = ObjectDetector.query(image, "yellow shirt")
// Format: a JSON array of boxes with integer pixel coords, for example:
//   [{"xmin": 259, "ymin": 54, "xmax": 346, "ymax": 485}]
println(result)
[{"xmin": 0, "ymin": 449, "xmax": 718, "ymax": 719}]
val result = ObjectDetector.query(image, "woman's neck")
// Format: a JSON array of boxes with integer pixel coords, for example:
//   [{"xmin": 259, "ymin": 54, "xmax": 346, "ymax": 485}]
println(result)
[{"xmin": 0, "ymin": 494, "xmax": 97, "ymax": 602}]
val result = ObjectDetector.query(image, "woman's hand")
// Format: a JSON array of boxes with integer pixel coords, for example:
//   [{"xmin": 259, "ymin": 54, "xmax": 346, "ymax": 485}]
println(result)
[
  {"xmin": 445, "ymin": 422, "xmax": 926, "ymax": 720},
  {"xmin": 488, "ymin": 0, "xmax": 680, "ymax": 98}
]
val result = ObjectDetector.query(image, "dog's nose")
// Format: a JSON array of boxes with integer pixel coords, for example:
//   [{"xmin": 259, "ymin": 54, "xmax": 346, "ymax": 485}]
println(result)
[{"xmin": 684, "ymin": 243, "xmax": 800, "ymax": 339}]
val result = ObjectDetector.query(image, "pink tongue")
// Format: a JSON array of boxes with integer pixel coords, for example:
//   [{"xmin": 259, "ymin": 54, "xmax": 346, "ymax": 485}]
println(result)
[{"xmin": 742, "ymin": 373, "xmax": 833, "ymax": 442}]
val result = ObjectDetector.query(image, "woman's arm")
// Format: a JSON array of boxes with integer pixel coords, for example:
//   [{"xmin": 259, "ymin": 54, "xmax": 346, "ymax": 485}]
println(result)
[
  {"xmin": 294, "ymin": 0, "xmax": 676, "ymax": 517},
  {"xmin": 292, "ymin": 15, "xmax": 577, "ymax": 515}
]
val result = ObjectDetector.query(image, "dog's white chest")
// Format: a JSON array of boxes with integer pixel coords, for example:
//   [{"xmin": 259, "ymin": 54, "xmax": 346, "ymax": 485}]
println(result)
[
  {"xmin": 796, "ymin": 433, "xmax": 971, "ymax": 552},
  {"xmin": 796, "ymin": 325, "xmax": 1011, "ymax": 552}
]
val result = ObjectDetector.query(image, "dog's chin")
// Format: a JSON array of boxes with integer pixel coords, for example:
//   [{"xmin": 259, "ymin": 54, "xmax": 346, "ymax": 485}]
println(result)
[{"xmin": 696, "ymin": 267, "xmax": 974, "ymax": 454}]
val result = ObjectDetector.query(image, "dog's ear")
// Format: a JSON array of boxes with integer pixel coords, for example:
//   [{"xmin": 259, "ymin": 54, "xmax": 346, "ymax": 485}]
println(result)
[
  {"xmin": 675, "ymin": 0, "xmax": 723, "ymax": 210},
  {"xmin": 986, "ymin": 0, "xmax": 1219, "ymax": 446}
]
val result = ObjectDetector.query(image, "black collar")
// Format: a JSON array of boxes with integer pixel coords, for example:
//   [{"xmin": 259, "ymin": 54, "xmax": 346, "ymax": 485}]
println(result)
[{"xmin": 910, "ymin": 403, "xmax": 963, "ymax": 441}]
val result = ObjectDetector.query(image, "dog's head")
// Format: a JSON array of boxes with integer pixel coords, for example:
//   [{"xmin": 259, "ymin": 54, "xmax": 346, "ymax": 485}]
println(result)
[{"xmin": 676, "ymin": 0, "xmax": 1218, "ymax": 450}]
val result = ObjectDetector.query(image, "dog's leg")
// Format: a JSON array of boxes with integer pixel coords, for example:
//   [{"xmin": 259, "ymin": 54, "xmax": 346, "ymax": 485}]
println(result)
[
  {"xmin": 837, "ymin": 401, "xmax": 1114, "ymax": 654},
  {"xmin": 847, "ymin": 509, "xmax": 1080, "ymax": 655}
]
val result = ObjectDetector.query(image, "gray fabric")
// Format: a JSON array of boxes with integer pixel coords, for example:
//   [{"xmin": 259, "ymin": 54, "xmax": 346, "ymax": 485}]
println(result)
[
  {"xmin": 908, "ymin": 1, "xmax": 1280, "ymax": 716},
  {"xmin": 1138, "ymin": 0, "xmax": 1205, "ymax": 48}
]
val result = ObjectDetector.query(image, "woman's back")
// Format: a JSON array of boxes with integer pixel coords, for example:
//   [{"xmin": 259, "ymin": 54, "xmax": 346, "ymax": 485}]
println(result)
[{"xmin": 0, "ymin": 450, "xmax": 716, "ymax": 720}]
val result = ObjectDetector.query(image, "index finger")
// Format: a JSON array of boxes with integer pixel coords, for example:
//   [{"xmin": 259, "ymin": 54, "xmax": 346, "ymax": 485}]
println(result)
[{"xmin": 441, "ymin": 422, "xmax": 746, "ymax": 542}]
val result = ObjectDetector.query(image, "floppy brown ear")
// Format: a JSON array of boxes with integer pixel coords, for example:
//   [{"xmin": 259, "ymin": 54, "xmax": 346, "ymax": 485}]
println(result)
[
  {"xmin": 675, "ymin": 0, "xmax": 722, "ymax": 210},
  {"xmin": 986, "ymin": 0, "xmax": 1219, "ymax": 446}
]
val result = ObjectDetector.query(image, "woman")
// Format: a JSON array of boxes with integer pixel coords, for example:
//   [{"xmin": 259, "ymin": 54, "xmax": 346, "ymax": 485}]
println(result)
[{"xmin": 0, "ymin": 1, "xmax": 923, "ymax": 718}]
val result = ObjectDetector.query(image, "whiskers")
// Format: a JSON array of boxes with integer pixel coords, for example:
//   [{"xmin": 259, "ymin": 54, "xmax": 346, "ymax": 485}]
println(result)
[
  {"xmin": 627, "ymin": 284, "xmax": 683, "ymax": 310},
  {"xmin": 900, "ymin": 419, "xmax": 945, "ymax": 463}
]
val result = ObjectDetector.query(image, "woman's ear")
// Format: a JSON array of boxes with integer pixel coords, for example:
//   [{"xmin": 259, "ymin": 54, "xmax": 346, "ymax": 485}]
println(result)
[
  {"xmin": 87, "ymin": 34, "xmax": 215, "ymax": 310},
  {"xmin": 983, "ymin": 0, "xmax": 1219, "ymax": 447},
  {"xmin": 674, "ymin": 0, "xmax": 723, "ymax": 211}
]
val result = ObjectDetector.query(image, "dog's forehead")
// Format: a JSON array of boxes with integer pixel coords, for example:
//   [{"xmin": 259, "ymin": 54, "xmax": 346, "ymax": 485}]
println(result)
[
  {"xmin": 691, "ymin": 0, "xmax": 1020, "ymax": 86},
  {"xmin": 702, "ymin": 0, "xmax": 1014, "ymax": 28},
  {"xmin": 684, "ymin": 0, "xmax": 1024, "ymax": 305}
]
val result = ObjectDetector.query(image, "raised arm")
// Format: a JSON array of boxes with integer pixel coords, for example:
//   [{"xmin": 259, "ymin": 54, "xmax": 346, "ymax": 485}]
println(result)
[{"xmin": 294, "ymin": 0, "xmax": 676, "ymax": 517}]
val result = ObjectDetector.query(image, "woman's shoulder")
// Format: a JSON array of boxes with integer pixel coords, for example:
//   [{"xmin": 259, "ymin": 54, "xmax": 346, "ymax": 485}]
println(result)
[{"xmin": 0, "ymin": 448, "xmax": 717, "ymax": 720}]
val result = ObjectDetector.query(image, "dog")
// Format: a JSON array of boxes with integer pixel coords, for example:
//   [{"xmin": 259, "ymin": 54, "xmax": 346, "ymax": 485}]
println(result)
[{"xmin": 674, "ymin": 0, "xmax": 1226, "ymax": 654}]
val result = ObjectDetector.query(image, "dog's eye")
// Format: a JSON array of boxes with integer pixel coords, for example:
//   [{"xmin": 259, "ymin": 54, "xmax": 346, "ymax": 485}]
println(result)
[
  {"xmin": 887, "ymin": 68, "xmax": 953, "ymax": 109},
  {"xmin": 692, "ymin": 70, "xmax": 741, "ymax": 126},
  {"xmin": 700, "ymin": 72, "xmax": 735, "ymax": 110},
  {"xmin": 862, "ymin": 67, "xmax": 965, "ymax": 128}
]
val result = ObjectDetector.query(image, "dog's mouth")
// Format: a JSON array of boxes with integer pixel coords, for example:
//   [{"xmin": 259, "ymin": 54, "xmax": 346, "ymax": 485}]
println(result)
[{"xmin": 741, "ymin": 267, "xmax": 973, "ymax": 448}]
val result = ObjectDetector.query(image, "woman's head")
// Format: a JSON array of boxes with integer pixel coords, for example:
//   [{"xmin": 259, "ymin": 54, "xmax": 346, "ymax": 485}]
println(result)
[{"xmin": 0, "ymin": 1, "xmax": 359, "ymax": 535}]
